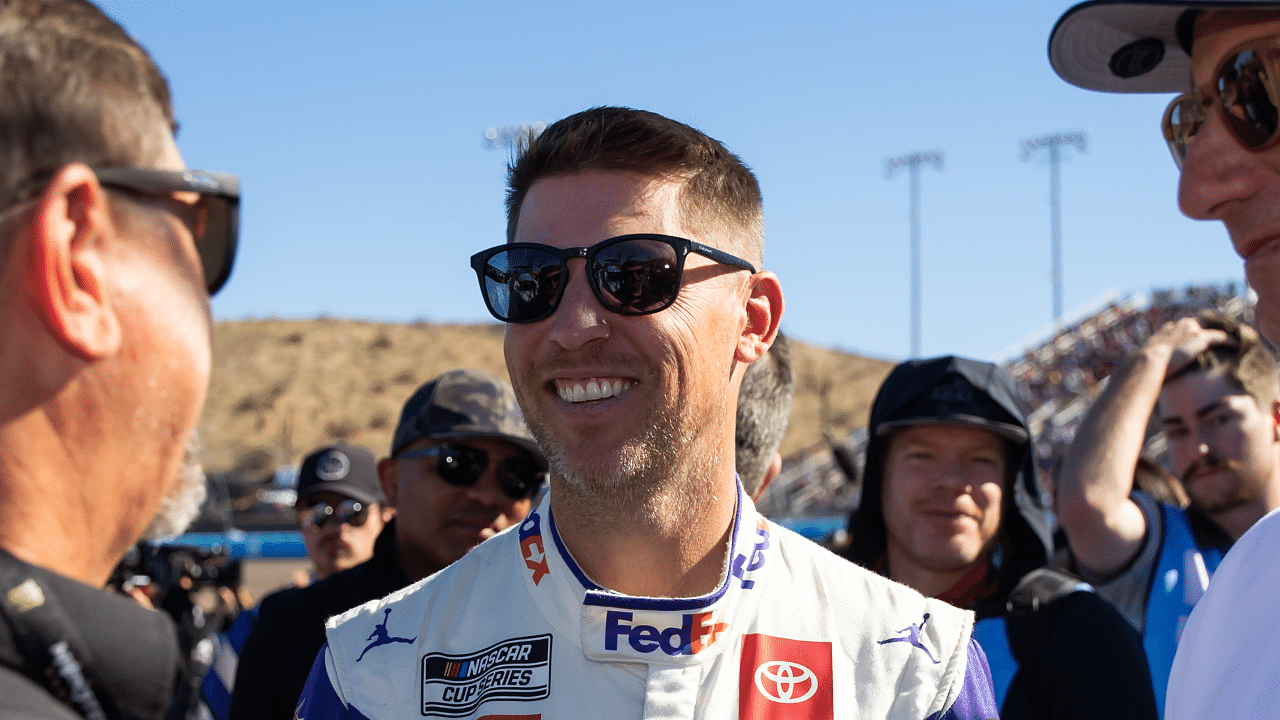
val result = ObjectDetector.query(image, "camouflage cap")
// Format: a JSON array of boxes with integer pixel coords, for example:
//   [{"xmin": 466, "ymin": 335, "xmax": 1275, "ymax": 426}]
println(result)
[{"xmin": 390, "ymin": 368, "xmax": 546, "ymax": 468}]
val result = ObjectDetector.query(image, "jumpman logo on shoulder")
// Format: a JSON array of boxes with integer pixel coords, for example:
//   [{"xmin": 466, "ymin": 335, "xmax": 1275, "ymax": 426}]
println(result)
[
  {"xmin": 356, "ymin": 608, "xmax": 417, "ymax": 662},
  {"xmin": 877, "ymin": 612, "xmax": 940, "ymax": 664}
]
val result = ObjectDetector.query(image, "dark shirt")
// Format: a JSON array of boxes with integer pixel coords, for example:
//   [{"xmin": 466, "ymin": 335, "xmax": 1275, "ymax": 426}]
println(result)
[
  {"xmin": 228, "ymin": 521, "xmax": 407, "ymax": 720},
  {"xmin": 0, "ymin": 548, "xmax": 181, "ymax": 720}
]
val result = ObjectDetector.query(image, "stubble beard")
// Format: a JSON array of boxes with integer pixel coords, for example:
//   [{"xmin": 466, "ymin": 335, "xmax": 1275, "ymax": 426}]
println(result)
[
  {"xmin": 140, "ymin": 433, "xmax": 208, "ymax": 541},
  {"xmin": 528, "ymin": 388, "xmax": 725, "ymax": 529}
]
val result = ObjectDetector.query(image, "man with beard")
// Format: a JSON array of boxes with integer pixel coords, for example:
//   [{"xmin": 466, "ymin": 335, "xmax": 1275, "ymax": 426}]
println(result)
[
  {"xmin": 1056, "ymin": 311, "xmax": 1280, "ymax": 715},
  {"xmin": 0, "ymin": 0, "xmax": 240, "ymax": 716},
  {"xmin": 1049, "ymin": 3, "xmax": 1280, "ymax": 715},
  {"xmin": 296, "ymin": 107, "xmax": 997, "ymax": 719},
  {"xmin": 230, "ymin": 369, "xmax": 544, "ymax": 720},
  {"xmin": 293, "ymin": 444, "xmax": 393, "ymax": 583}
]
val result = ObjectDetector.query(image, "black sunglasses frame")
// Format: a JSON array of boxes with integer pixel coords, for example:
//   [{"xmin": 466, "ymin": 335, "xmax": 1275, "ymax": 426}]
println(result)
[
  {"xmin": 1162, "ymin": 35, "xmax": 1280, "ymax": 169},
  {"xmin": 298, "ymin": 498, "xmax": 370, "ymax": 532},
  {"xmin": 394, "ymin": 443, "xmax": 545, "ymax": 501},
  {"xmin": 469, "ymin": 233, "xmax": 757, "ymax": 324},
  {"xmin": 93, "ymin": 167, "xmax": 241, "ymax": 295}
]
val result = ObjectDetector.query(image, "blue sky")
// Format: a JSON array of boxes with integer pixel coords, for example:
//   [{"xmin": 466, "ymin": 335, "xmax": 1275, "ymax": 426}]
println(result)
[{"xmin": 99, "ymin": 0, "xmax": 1244, "ymax": 362}]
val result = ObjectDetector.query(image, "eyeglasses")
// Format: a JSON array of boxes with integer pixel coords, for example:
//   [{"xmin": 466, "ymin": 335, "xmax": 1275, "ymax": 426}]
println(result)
[
  {"xmin": 93, "ymin": 167, "xmax": 240, "ymax": 295},
  {"xmin": 1163, "ymin": 35, "xmax": 1280, "ymax": 169},
  {"xmin": 469, "ymin": 233, "xmax": 757, "ymax": 324},
  {"xmin": 299, "ymin": 499, "xmax": 370, "ymax": 532},
  {"xmin": 394, "ymin": 443, "xmax": 545, "ymax": 500}
]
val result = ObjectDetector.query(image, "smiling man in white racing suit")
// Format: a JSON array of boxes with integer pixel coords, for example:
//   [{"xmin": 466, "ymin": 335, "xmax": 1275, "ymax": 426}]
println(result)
[{"xmin": 295, "ymin": 106, "xmax": 999, "ymax": 719}]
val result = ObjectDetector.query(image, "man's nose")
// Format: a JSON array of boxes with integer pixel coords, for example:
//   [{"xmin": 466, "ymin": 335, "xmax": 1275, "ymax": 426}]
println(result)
[{"xmin": 546, "ymin": 259, "xmax": 610, "ymax": 351}]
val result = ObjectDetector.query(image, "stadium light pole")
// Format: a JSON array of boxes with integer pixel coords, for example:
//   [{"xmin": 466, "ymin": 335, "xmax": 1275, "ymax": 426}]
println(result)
[
  {"xmin": 483, "ymin": 122, "xmax": 547, "ymax": 151},
  {"xmin": 885, "ymin": 150, "xmax": 944, "ymax": 359},
  {"xmin": 1021, "ymin": 132, "xmax": 1087, "ymax": 326}
]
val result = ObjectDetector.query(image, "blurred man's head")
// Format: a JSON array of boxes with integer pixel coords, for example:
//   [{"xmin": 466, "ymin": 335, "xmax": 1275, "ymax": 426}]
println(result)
[
  {"xmin": 376, "ymin": 369, "xmax": 546, "ymax": 582},
  {"xmin": 1157, "ymin": 313, "xmax": 1280, "ymax": 530},
  {"xmin": 0, "ymin": 0, "xmax": 239, "ymax": 584},
  {"xmin": 295, "ymin": 444, "xmax": 390, "ymax": 579},
  {"xmin": 735, "ymin": 332, "xmax": 795, "ymax": 499},
  {"xmin": 1050, "ymin": 2, "xmax": 1280, "ymax": 342}
]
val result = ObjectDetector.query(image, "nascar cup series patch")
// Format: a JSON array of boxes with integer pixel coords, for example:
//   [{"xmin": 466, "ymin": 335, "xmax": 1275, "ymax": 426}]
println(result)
[{"xmin": 421, "ymin": 634, "xmax": 552, "ymax": 717}]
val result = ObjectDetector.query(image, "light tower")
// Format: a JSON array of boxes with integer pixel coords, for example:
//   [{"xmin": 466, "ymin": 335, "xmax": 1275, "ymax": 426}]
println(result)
[
  {"xmin": 1021, "ymin": 132, "xmax": 1087, "ymax": 325},
  {"xmin": 483, "ymin": 122, "xmax": 547, "ymax": 151},
  {"xmin": 885, "ymin": 150, "xmax": 944, "ymax": 359}
]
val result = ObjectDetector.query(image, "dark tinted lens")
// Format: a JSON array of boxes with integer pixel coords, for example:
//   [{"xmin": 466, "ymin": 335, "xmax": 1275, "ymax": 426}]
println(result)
[
  {"xmin": 337, "ymin": 500, "xmax": 369, "ymax": 528},
  {"xmin": 197, "ymin": 195, "xmax": 237, "ymax": 295},
  {"xmin": 1219, "ymin": 48, "xmax": 1280, "ymax": 148},
  {"xmin": 497, "ymin": 458, "xmax": 544, "ymax": 500},
  {"xmin": 590, "ymin": 238, "xmax": 680, "ymax": 314},
  {"xmin": 481, "ymin": 247, "xmax": 565, "ymax": 322},
  {"xmin": 435, "ymin": 445, "xmax": 489, "ymax": 488},
  {"xmin": 300, "ymin": 500, "xmax": 367, "ymax": 530}
]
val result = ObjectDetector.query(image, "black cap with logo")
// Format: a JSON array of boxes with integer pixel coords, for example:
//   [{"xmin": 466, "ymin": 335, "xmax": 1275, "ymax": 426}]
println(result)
[{"xmin": 295, "ymin": 443, "xmax": 385, "ymax": 508}]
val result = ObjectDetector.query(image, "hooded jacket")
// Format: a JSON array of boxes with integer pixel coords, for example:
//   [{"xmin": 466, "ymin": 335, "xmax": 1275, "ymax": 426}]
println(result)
[
  {"xmin": 845, "ymin": 356, "xmax": 1051, "ymax": 617},
  {"xmin": 842, "ymin": 356, "xmax": 1158, "ymax": 719}
]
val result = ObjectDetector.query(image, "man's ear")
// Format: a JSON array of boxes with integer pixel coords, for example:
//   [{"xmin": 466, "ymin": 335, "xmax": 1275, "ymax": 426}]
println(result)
[
  {"xmin": 27, "ymin": 164, "xmax": 121, "ymax": 360},
  {"xmin": 736, "ymin": 270, "xmax": 783, "ymax": 364},
  {"xmin": 377, "ymin": 458, "xmax": 400, "ymax": 509},
  {"xmin": 1271, "ymin": 400, "xmax": 1280, "ymax": 441}
]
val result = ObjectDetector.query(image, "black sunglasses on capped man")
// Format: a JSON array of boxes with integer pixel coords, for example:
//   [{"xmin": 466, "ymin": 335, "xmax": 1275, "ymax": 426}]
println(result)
[
  {"xmin": 394, "ymin": 443, "xmax": 546, "ymax": 501},
  {"xmin": 470, "ymin": 233, "xmax": 757, "ymax": 324},
  {"xmin": 93, "ymin": 167, "xmax": 240, "ymax": 295}
]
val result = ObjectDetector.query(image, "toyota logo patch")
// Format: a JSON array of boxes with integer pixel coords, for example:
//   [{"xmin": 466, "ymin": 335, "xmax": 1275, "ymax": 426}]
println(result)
[{"xmin": 754, "ymin": 660, "xmax": 818, "ymax": 704}]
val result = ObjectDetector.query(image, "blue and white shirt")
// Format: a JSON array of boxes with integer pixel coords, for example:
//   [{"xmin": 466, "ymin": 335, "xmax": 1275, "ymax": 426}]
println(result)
[{"xmin": 297, "ymin": 483, "xmax": 998, "ymax": 719}]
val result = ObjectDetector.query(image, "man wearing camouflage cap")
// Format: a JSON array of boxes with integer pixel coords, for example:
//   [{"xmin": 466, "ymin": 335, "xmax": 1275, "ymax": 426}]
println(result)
[{"xmin": 229, "ymin": 369, "xmax": 545, "ymax": 720}]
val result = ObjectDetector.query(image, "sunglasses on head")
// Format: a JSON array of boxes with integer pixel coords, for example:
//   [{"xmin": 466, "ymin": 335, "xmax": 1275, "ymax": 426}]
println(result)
[
  {"xmin": 469, "ymin": 233, "xmax": 757, "ymax": 324},
  {"xmin": 299, "ymin": 499, "xmax": 370, "ymax": 532},
  {"xmin": 1163, "ymin": 35, "xmax": 1280, "ymax": 169},
  {"xmin": 394, "ymin": 443, "xmax": 545, "ymax": 500},
  {"xmin": 93, "ymin": 167, "xmax": 240, "ymax": 295}
]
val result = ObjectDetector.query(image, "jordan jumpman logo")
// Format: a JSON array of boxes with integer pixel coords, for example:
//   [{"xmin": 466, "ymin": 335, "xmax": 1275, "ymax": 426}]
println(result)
[
  {"xmin": 877, "ymin": 613, "xmax": 940, "ymax": 664},
  {"xmin": 356, "ymin": 608, "xmax": 417, "ymax": 662}
]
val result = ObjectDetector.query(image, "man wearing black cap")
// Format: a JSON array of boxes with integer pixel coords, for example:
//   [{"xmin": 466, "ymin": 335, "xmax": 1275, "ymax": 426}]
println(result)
[
  {"xmin": 295, "ymin": 444, "xmax": 392, "ymax": 582},
  {"xmin": 843, "ymin": 356, "xmax": 1157, "ymax": 719},
  {"xmin": 229, "ymin": 369, "xmax": 545, "ymax": 720},
  {"xmin": 1050, "ymin": 4, "xmax": 1280, "ymax": 715}
]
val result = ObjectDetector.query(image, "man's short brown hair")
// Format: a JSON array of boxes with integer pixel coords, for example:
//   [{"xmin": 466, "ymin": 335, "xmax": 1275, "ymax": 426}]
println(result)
[
  {"xmin": 0, "ymin": 0, "xmax": 175, "ymax": 211},
  {"xmin": 1166, "ymin": 311, "xmax": 1280, "ymax": 408},
  {"xmin": 505, "ymin": 106, "xmax": 765, "ymax": 266}
]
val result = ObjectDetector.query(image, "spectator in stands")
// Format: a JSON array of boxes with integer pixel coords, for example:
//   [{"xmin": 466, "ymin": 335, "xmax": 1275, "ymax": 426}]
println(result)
[
  {"xmin": 844, "ymin": 356, "xmax": 1158, "ymax": 719},
  {"xmin": 735, "ymin": 332, "xmax": 795, "ymax": 499},
  {"xmin": 295, "ymin": 444, "xmax": 393, "ymax": 582},
  {"xmin": 1055, "ymin": 312, "xmax": 1280, "ymax": 715},
  {"xmin": 228, "ymin": 368, "xmax": 545, "ymax": 720},
  {"xmin": 0, "ymin": 1, "xmax": 240, "ymax": 716}
]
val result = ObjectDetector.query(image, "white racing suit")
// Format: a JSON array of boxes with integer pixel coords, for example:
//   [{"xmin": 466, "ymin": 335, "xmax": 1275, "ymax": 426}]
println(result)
[{"xmin": 296, "ymin": 483, "xmax": 999, "ymax": 719}]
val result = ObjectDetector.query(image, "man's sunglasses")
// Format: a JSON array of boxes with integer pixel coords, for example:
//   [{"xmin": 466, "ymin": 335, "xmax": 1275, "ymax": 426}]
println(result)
[
  {"xmin": 469, "ymin": 233, "xmax": 757, "ymax": 324},
  {"xmin": 394, "ymin": 443, "xmax": 545, "ymax": 500},
  {"xmin": 94, "ymin": 167, "xmax": 240, "ymax": 295},
  {"xmin": 1163, "ymin": 35, "xmax": 1280, "ymax": 169},
  {"xmin": 299, "ymin": 499, "xmax": 370, "ymax": 532}
]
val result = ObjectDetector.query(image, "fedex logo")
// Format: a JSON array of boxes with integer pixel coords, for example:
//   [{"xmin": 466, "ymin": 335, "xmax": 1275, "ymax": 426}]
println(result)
[
  {"xmin": 732, "ymin": 518, "xmax": 771, "ymax": 589},
  {"xmin": 604, "ymin": 610, "xmax": 727, "ymax": 656},
  {"xmin": 519, "ymin": 512, "xmax": 549, "ymax": 586}
]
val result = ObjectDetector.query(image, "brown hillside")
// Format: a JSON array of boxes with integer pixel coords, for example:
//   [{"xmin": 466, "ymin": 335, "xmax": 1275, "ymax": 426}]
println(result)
[{"xmin": 200, "ymin": 319, "xmax": 894, "ymax": 472}]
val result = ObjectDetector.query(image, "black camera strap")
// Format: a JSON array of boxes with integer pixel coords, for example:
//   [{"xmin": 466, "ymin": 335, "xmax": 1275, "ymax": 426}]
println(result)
[{"xmin": 0, "ymin": 560, "xmax": 110, "ymax": 720}]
